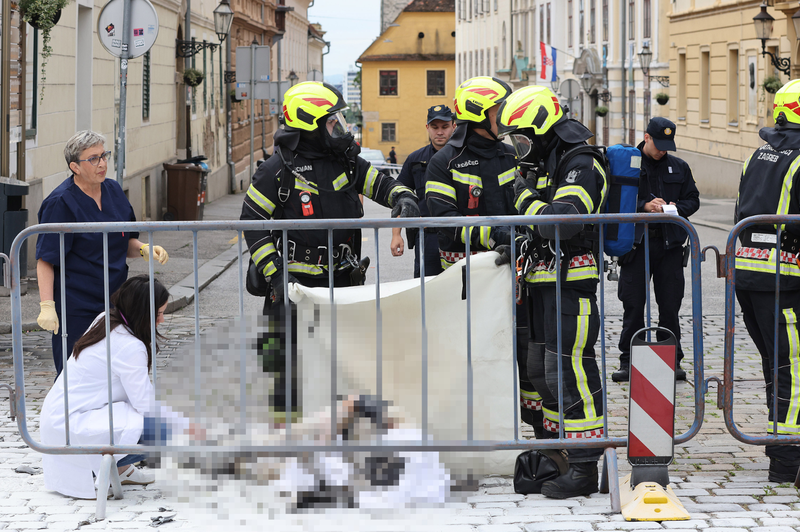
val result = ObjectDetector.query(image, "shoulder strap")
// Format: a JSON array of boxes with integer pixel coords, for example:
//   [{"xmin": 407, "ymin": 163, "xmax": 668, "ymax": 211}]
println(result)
[
  {"xmin": 274, "ymin": 145, "xmax": 296, "ymax": 206},
  {"xmin": 553, "ymin": 144, "xmax": 610, "ymax": 210}
]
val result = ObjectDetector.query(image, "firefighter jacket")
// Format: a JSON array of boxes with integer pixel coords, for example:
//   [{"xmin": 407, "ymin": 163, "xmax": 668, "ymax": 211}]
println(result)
[
  {"xmin": 735, "ymin": 127, "xmax": 800, "ymax": 291},
  {"xmin": 515, "ymin": 137, "xmax": 609, "ymax": 290},
  {"xmin": 397, "ymin": 142, "xmax": 437, "ymax": 217},
  {"xmin": 425, "ymin": 124, "xmax": 518, "ymax": 268},
  {"xmin": 241, "ymin": 129, "xmax": 413, "ymax": 282},
  {"xmin": 634, "ymin": 141, "xmax": 699, "ymax": 250}
]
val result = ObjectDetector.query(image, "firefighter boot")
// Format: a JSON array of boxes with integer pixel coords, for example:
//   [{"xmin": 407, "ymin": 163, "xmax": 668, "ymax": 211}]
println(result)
[{"xmin": 540, "ymin": 461, "xmax": 599, "ymax": 499}]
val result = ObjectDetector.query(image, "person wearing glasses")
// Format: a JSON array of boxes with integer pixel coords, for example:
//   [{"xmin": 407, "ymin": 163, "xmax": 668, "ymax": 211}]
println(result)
[{"xmin": 35, "ymin": 130, "xmax": 170, "ymax": 377}]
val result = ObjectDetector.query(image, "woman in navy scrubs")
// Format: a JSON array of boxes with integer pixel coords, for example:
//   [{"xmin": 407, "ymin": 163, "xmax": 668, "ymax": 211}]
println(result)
[{"xmin": 35, "ymin": 131, "xmax": 170, "ymax": 377}]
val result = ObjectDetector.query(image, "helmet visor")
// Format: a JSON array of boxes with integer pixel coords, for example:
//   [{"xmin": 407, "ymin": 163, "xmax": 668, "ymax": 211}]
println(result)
[
  {"xmin": 326, "ymin": 112, "xmax": 350, "ymax": 139},
  {"xmin": 510, "ymin": 134, "xmax": 533, "ymax": 160}
]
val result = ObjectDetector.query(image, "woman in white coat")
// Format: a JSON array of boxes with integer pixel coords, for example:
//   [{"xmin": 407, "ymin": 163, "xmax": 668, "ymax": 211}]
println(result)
[{"xmin": 39, "ymin": 275, "xmax": 172, "ymax": 499}]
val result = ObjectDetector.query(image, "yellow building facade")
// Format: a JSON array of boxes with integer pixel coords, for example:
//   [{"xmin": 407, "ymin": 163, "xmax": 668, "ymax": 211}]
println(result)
[
  {"xmin": 668, "ymin": 0, "xmax": 795, "ymax": 197},
  {"xmin": 358, "ymin": 0, "xmax": 455, "ymax": 163}
]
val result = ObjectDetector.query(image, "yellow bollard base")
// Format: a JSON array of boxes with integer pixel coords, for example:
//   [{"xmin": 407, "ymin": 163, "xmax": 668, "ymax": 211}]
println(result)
[{"xmin": 619, "ymin": 473, "xmax": 690, "ymax": 521}]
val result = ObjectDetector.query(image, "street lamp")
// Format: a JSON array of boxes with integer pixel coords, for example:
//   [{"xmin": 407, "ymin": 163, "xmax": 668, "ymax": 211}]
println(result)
[
  {"xmin": 214, "ymin": 0, "xmax": 234, "ymax": 42},
  {"xmin": 176, "ymin": 0, "xmax": 233, "ymax": 57},
  {"xmin": 637, "ymin": 42, "xmax": 670, "ymax": 87},
  {"xmin": 753, "ymin": 1, "xmax": 793, "ymax": 77},
  {"xmin": 550, "ymin": 74, "xmax": 560, "ymax": 93},
  {"xmin": 580, "ymin": 72, "xmax": 593, "ymax": 93},
  {"xmin": 288, "ymin": 70, "xmax": 299, "ymax": 86}
]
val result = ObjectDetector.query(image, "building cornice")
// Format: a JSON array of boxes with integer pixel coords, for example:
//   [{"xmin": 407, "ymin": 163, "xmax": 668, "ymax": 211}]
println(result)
[
  {"xmin": 359, "ymin": 53, "xmax": 455, "ymax": 62},
  {"xmin": 669, "ymin": 0, "xmax": 763, "ymax": 22}
]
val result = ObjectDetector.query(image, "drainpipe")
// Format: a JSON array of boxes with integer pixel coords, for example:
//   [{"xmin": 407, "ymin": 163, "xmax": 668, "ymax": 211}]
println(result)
[{"xmin": 620, "ymin": 0, "xmax": 626, "ymax": 143}]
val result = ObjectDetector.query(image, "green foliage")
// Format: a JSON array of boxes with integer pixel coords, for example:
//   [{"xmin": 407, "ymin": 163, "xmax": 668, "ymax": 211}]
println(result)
[
  {"xmin": 183, "ymin": 68, "xmax": 205, "ymax": 88},
  {"xmin": 655, "ymin": 92, "xmax": 669, "ymax": 104},
  {"xmin": 595, "ymin": 105, "xmax": 608, "ymax": 116},
  {"xmin": 763, "ymin": 76, "xmax": 784, "ymax": 94},
  {"xmin": 19, "ymin": 0, "xmax": 70, "ymax": 102},
  {"xmin": 353, "ymin": 69, "xmax": 361, "ymax": 88}
]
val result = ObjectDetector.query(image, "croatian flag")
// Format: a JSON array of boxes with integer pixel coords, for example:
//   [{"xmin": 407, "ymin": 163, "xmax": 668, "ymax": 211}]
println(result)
[{"xmin": 539, "ymin": 41, "xmax": 557, "ymax": 81}]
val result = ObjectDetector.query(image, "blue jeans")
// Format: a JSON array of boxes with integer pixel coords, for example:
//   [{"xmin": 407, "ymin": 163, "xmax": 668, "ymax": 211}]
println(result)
[{"xmin": 117, "ymin": 416, "xmax": 171, "ymax": 467}]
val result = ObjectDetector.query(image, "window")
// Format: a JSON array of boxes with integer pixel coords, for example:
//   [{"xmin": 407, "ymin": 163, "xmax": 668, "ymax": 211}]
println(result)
[
  {"xmin": 678, "ymin": 51, "xmax": 686, "ymax": 119},
  {"xmin": 427, "ymin": 70, "xmax": 445, "ymax": 95},
  {"xmin": 379, "ymin": 70, "xmax": 398, "ymax": 95},
  {"xmin": 628, "ymin": 0, "xmax": 635, "ymax": 40},
  {"xmin": 547, "ymin": 3, "xmax": 551, "ymax": 44},
  {"xmin": 700, "ymin": 50, "xmax": 710, "ymax": 122},
  {"xmin": 568, "ymin": 0, "xmax": 573, "ymax": 47},
  {"xmin": 480, "ymin": 49, "xmax": 484, "ymax": 75},
  {"xmin": 540, "ymin": 7, "xmax": 544, "ymax": 44},
  {"xmin": 142, "ymin": 51, "xmax": 151, "ymax": 121},
  {"xmin": 628, "ymin": 89, "xmax": 636, "ymax": 144},
  {"xmin": 203, "ymin": 46, "xmax": 207, "ymax": 112},
  {"xmin": 382, "ymin": 123, "xmax": 396, "ymax": 142},
  {"xmin": 643, "ymin": 0, "xmax": 651, "ymax": 39},
  {"xmin": 590, "ymin": 0, "xmax": 595, "ymax": 43},
  {"xmin": 728, "ymin": 48, "xmax": 739, "ymax": 125},
  {"xmin": 602, "ymin": 0, "xmax": 608, "ymax": 42},
  {"xmin": 579, "ymin": 0, "xmax": 584, "ymax": 46}
]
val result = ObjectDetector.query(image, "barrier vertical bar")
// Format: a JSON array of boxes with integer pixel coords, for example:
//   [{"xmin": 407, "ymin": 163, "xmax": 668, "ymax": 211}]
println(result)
[
  {"xmin": 103, "ymin": 232, "xmax": 115, "ymax": 445},
  {"xmin": 465, "ymin": 225, "xmax": 473, "ymax": 442},
  {"xmin": 148, "ymin": 232, "xmax": 157, "ymax": 389},
  {"xmin": 510, "ymin": 224, "xmax": 519, "ymax": 442},
  {"xmin": 772, "ymin": 228, "xmax": 783, "ymax": 436},
  {"xmin": 643, "ymin": 222, "xmax": 651, "ymax": 341},
  {"xmin": 59, "ymin": 234, "xmax": 70, "ymax": 445},
  {"xmin": 238, "ymin": 233, "xmax": 246, "ymax": 430},
  {"xmin": 599, "ymin": 224, "xmax": 608, "ymax": 436},
  {"xmin": 419, "ymin": 225, "xmax": 428, "ymax": 441},
  {"xmin": 193, "ymin": 231, "xmax": 201, "ymax": 418},
  {"xmin": 555, "ymin": 225, "xmax": 564, "ymax": 439},
  {"xmin": 329, "ymin": 229, "xmax": 336, "ymax": 438},
  {"xmin": 282, "ymin": 229, "xmax": 292, "ymax": 438},
  {"xmin": 374, "ymin": 228, "xmax": 383, "ymax": 404}
]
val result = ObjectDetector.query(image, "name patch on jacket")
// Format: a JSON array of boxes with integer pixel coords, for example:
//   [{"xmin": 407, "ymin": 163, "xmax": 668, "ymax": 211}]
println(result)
[
  {"xmin": 295, "ymin": 165, "xmax": 313, "ymax": 172},
  {"xmin": 454, "ymin": 160, "xmax": 479, "ymax": 169}
]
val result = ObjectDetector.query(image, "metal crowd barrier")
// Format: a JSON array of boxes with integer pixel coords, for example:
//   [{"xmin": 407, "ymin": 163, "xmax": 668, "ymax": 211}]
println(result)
[
  {"xmin": 5, "ymin": 212, "xmax": 705, "ymax": 517},
  {"xmin": 722, "ymin": 214, "xmax": 800, "ymax": 449}
]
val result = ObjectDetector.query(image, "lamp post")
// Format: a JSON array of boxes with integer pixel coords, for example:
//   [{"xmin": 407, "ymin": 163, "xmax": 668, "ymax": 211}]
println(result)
[
  {"xmin": 288, "ymin": 70, "xmax": 299, "ymax": 86},
  {"xmin": 637, "ymin": 42, "xmax": 669, "ymax": 87},
  {"xmin": 753, "ymin": 1, "xmax": 794, "ymax": 77},
  {"xmin": 551, "ymin": 74, "xmax": 560, "ymax": 94}
]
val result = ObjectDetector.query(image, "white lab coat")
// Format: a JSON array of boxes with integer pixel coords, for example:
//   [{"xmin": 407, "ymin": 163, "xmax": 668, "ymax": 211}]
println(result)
[{"xmin": 39, "ymin": 318, "xmax": 154, "ymax": 499}]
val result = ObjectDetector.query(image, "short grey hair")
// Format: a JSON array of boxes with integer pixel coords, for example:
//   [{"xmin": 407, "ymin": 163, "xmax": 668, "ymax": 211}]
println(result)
[{"xmin": 64, "ymin": 130, "xmax": 106, "ymax": 167}]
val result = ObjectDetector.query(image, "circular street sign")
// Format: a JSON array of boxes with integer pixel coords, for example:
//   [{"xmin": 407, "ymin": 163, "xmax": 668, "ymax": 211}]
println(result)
[{"xmin": 97, "ymin": 0, "xmax": 159, "ymax": 59}]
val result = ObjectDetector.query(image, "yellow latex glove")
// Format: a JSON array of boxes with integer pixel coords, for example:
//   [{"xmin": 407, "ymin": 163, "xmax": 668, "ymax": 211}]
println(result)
[
  {"xmin": 140, "ymin": 244, "xmax": 169, "ymax": 265},
  {"xmin": 37, "ymin": 300, "xmax": 59, "ymax": 334}
]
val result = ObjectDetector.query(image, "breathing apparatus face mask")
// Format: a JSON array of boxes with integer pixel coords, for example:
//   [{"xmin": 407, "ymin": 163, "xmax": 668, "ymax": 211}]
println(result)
[
  {"xmin": 510, "ymin": 133, "xmax": 547, "ymax": 170},
  {"xmin": 320, "ymin": 112, "xmax": 357, "ymax": 154}
]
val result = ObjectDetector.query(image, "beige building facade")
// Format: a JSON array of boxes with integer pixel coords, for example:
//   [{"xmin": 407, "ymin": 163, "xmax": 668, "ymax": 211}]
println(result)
[{"xmin": 668, "ymin": 0, "xmax": 793, "ymax": 197}]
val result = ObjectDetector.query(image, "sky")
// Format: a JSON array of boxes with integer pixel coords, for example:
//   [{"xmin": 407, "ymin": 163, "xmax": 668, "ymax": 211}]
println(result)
[{"xmin": 308, "ymin": 0, "xmax": 382, "ymax": 85}]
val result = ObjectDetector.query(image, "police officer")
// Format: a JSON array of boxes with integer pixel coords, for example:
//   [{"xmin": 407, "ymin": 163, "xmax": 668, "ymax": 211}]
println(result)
[
  {"xmin": 735, "ymin": 79, "xmax": 800, "ymax": 483},
  {"xmin": 498, "ymin": 86, "xmax": 608, "ymax": 499},
  {"xmin": 612, "ymin": 117, "xmax": 699, "ymax": 383},
  {"xmin": 390, "ymin": 104, "xmax": 456, "ymax": 277},
  {"xmin": 241, "ymin": 82, "xmax": 419, "ymax": 419}
]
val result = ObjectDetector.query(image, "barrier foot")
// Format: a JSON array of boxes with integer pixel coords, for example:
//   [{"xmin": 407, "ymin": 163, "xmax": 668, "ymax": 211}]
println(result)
[
  {"xmin": 619, "ymin": 473, "xmax": 690, "ymax": 521},
  {"xmin": 95, "ymin": 454, "xmax": 113, "ymax": 520},
  {"xmin": 600, "ymin": 447, "xmax": 621, "ymax": 513}
]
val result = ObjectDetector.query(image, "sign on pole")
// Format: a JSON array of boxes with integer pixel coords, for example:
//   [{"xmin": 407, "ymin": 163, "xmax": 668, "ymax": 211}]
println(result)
[{"xmin": 97, "ymin": 0, "xmax": 159, "ymax": 59}]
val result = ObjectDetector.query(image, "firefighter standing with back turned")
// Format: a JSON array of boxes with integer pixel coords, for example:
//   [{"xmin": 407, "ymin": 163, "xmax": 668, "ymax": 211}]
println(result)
[
  {"xmin": 240, "ymin": 82, "xmax": 419, "ymax": 420},
  {"xmin": 424, "ymin": 76, "xmax": 536, "ymax": 432},
  {"xmin": 735, "ymin": 79, "xmax": 800, "ymax": 483},
  {"xmin": 498, "ymin": 86, "xmax": 608, "ymax": 499}
]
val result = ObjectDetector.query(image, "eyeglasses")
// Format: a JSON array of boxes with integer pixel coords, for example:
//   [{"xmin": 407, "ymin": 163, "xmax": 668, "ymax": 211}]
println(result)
[{"xmin": 78, "ymin": 151, "xmax": 112, "ymax": 166}]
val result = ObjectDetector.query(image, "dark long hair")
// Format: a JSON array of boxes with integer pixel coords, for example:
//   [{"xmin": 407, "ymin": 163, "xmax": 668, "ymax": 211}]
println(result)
[{"xmin": 72, "ymin": 275, "xmax": 170, "ymax": 371}]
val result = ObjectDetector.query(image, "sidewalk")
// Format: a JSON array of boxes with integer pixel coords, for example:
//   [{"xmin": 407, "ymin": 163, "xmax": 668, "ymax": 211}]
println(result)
[{"xmin": 0, "ymin": 192, "xmax": 248, "ymax": 333}]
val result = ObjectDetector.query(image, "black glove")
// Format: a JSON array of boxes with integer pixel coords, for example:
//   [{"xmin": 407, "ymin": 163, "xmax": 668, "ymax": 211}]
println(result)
[
  {"xmin": 489, "ymin": 227, "xmax": 514, "ymax": 250},
  {"xmin": 514, "ymin": 173, "xmax": 541, "ymax": 201},
  {"xmin": 494, "ymin": 244, "xmax": 513, "ymax": 267},
  {"xmin": 271, "ymin": 268, "xmax": 299, "ymax": 303},
  {"xmin": 391, "ymin": 192, "xmax": 420, "ymax": 247}
]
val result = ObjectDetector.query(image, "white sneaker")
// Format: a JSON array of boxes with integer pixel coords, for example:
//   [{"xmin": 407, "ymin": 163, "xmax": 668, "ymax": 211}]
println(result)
[{"xmin": 119, "ymin": 465, "xmax": 156, "ymax": 485}]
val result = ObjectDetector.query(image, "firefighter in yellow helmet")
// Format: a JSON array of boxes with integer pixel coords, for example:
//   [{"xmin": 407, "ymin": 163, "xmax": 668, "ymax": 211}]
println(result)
[
  {"xmin": 735, "ymin": 78, "xmax": 800, "ymax": 483},
  {"xmin": 241, "ymin": 82, "xmax": 418, "ymax": 419},
  {"xmin": 498, "ymin": 85, "xmax": 609, "ymax": 499}
]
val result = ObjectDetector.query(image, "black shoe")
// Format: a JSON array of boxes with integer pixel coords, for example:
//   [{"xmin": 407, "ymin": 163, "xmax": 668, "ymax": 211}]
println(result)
[
  {"xmin": 540, "ymin": 461, "xmax": 599, "ymax": 499},
  {"xmin": 769, "ymin": 458, "xmax": 800, "ymax": 483},
  {"xmin": 611, "ymin": 366, "xmax": 629, "ymax": 383},
  {"xmin": 675, "ymin": 366, "xmax": 687, "ymax": 381}
]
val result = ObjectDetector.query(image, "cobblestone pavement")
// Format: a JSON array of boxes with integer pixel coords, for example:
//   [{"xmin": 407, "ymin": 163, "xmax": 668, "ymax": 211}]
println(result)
[{"xmin": 2, "ymin": 309, "xmax": 800, "ymax": 532}]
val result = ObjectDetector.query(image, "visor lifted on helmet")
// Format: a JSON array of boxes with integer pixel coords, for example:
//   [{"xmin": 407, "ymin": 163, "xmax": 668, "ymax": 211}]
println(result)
[
  {"xmin": 453, "ymin": 76, "xmax": 512, "ymax": 124},
  {"xmin": 773, "ymin": 79, "xmax": 800, "ymax": 128},
  {"xmin": 497, "ymin": 85, "xmax": 564, "ymax": 138},
  {"xmin": 326, "ymin": 112, "xmax": 350, "ymax": 139},
  {"xmin": 282, "ymin": 81, "xmax": 348, "ymax": 132}
]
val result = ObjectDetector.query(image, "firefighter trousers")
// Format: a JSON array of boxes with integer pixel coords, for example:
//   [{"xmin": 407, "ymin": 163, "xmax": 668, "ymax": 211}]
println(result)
[{"xmin": 736, "ymin": 287, "xmax": 800, "ymax": 464}]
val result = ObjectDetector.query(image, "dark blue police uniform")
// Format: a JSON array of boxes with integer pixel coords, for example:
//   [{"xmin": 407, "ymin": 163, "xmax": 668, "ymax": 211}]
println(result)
[
  {"xmin": 396, "ymin": 142, "xmax": 443, "ymax": 277},
  {"xmin": 36, "ymin": 176, "xmax": 137, "ymax": 376}
]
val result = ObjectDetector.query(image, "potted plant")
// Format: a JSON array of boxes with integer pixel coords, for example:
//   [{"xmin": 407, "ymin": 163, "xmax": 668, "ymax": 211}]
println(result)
[
  {"xmin": 229, "ymin": 88, "xmax": 240, "ymax": 103},
  {"xmin": 595, "ymin": 105, "xmax": 608, "ymax": 117},
  {"xmin": 183, "ymin": 68, "xmax": 205, "ymax": 87},
  {"xmin": 19, "ymin": 0, "xmax": 70, "ymax": 101},
  {"xmin": 763, "ymin": 76, "xmax": 783, "ymax": 94},
  {"xmin": 655, "ymin": 92, "xmax": 670, "ymax": 105}
]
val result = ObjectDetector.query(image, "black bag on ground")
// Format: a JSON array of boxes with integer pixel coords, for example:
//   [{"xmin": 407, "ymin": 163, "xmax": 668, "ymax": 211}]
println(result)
[
  {"xmin": 513, "ymin": 449, "xmax": 569, "ymax": 494},
  {"xmin": 246, "ymin": 258, "xmax": 270, "ymax": 297}
]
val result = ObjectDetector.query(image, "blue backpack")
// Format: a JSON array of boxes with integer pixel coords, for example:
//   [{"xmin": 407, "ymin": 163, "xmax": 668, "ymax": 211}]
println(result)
[{"xmin": 603, "ymin": 144, "xmax": 641, "ymax": 258}]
